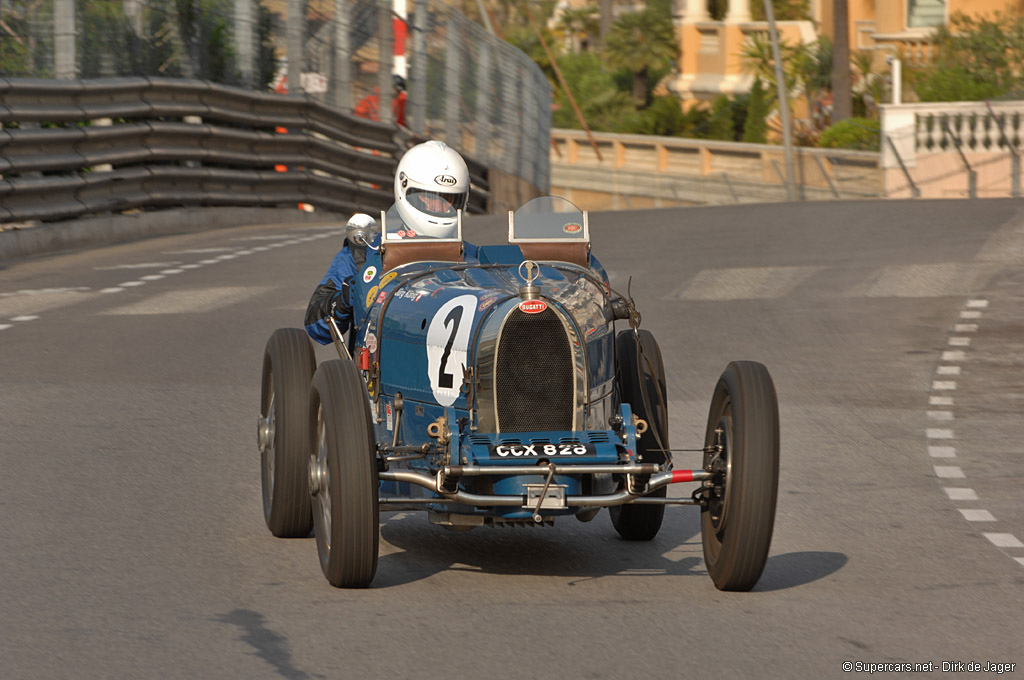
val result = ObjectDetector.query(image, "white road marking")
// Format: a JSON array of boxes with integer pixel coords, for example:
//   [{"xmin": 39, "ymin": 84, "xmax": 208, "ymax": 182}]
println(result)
[
  {"xmin": 1016, "ymin": 558, "xmax": 1024, "ymax": 567},
  {"xmin": 960, "ymin": 310, "xmax": 982, "ymax": 319},
  {"xmin": 118, "ymin": 281, "xmax": 146, "ymax": 287},
  {"xmin": 953, "ymin": 323, "xmax": 978, "ymax": 332},
  {"xmin": 215, "ymin": 254, "xmax": 238, "ymax": 260},
  {"xmin": 936, "ymin": 366, "xmax": 961, "ymax": 376},
  {"xmin": 94, "ymin": 262, "xmax": 181, "ymax": 270},
  {"xmin": 166, "ymin": 247, "xmax": 236, "ymax": 254},
  {"xmin": 983, "ymin": 533, "xmax": 1024, "ymax": 548},
  {"xmin": 160, "ymin": 269, "xmax": 185, "ymax": 274},
  {"xmin": 926, "ymin": 428, "xmax": 954, "ymax": 438},
  {"xmin": 102, "ymin": 286, "xmax": 272, "ymax": 315},
  {"xmin": 100, "ymin": 288, "xmax": 123, "ymax": 294},
  {"xmin": 198, "ymin": 259, "xmax": 220, "ymax": 264},
  {"xmin": 966, "ymin": 299, "xmax": 989, "ymax": 308},
  {"xmin": 10, "ymin": 315, "xmax": 38, "ymax": 321},
  {"xmin": 941, "ymin": 351, "xmax": 966, "ymax": 361},
  {"xmin": 944, "ymin": 488, "xmax": 977, "ymax": 500},
  {"xmin": 856, "ymin": 263, "xmax": 986, "ymax": 298},
  {"xmin": 671, "ymin": 266, "xmax": 822, "ymax": 301},
  {"xmin": 934, "ymin": 466, "xmax": 965, "ymax": 478},
  {"xmin": 927, "ymin": 411, "xmax": 954, "ymax": 421},
  {"xmin": 959, "ymin": 509, "xmax": 996, "ymax": 522},
  {"xmin": 236, "ymin": 250, "xmax": 254, "ymax": 256},
  {"xmin": 180, "ymin": 264, "xmax": 201, "ymax": 270},
  {"xmin": 948, "ymin": 337, "xmax": 971, "ymax": 347},
  {"xmin": 929, "ymin": 446, "xmax": 956, "ymax": 458},
  {"xmin": 0, "ymin": 290, "xmax": 95, "ymax": 316},
  {"xmin": 932, "ymin": 380, "xmax": 957, "ymax": 390},
  {"xmin": 929, "ymin": 396, "xmax": 954, "ymax": 406},
  {"xmin": 140, "ymin": 275, "xmax": 165, "ymax": 281},
  {"xmin": 0, "ymin": 324, "xmax": 11, "ymax": 330}
]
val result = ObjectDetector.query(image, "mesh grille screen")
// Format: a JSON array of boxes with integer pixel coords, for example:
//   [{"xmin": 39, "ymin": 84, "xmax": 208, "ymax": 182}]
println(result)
[{"xmin": 495, "ymin": 308, "xmax": 574, "ymax": 432}]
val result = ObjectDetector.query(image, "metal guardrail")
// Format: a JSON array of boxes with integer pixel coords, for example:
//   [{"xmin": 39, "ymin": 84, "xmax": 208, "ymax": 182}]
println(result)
[{"xmin": 0, "ymin": 76, "xmax": 490, "ymax": 224}]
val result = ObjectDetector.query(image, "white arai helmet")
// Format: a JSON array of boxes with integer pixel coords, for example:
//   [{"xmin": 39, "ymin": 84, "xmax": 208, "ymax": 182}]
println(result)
[{"xmin": 393, "ymin": 140, "xmax": 470, "ymax": 239}]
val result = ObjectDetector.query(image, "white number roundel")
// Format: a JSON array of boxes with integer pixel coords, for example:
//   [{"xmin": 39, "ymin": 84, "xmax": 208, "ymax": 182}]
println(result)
[{"xmin": 426, "ymin": 295, "xmax": 477, "ymax": 406}]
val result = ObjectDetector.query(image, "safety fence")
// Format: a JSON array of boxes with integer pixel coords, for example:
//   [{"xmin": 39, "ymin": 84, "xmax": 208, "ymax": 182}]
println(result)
[
  {"xmin": 0, "ymin": 76, "xmax": 493, "ymax": 224},
  {"xmin": 0, "ymin": 0, "xmax": 551, "ymax": 201}
]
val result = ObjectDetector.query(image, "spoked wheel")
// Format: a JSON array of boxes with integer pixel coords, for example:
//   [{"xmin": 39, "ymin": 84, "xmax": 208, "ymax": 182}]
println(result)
[
  {"xmin": 259, "ymin": 328, "xmax": 316, "ymax": 537},
  {"xmin": 610, "ymin": 329, "xmax": 670, "ymax": 541},
  {"xmin": 700, "ymin": 361, "xmax": 779, "ymax": 591},
  {"xmin": 309, "ymin": 359, "xmax": 379, "ymax": 588}
]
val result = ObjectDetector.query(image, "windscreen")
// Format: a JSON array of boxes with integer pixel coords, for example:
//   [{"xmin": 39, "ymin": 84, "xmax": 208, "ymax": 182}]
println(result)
[{"xmin": 510, "ymin": 196, "xmax": 587, "ymax": 242}]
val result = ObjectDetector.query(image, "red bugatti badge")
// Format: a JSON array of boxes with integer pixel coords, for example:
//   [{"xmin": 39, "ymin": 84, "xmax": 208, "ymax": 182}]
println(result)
[{"xmin": 519, "ymin": 300, "xmax": 547, "ymax": 314}]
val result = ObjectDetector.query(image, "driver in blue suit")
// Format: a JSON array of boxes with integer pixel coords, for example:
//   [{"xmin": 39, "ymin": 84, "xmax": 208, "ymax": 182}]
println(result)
[{"xmin": 305, "ymin": 140, "xmax": 476, "ymax": 344}]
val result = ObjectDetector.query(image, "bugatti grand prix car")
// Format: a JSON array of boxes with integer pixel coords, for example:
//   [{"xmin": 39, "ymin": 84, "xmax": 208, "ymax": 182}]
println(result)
[{"xmin": 258, "ymin": 196, "xmax": 779, "ymax": 590}]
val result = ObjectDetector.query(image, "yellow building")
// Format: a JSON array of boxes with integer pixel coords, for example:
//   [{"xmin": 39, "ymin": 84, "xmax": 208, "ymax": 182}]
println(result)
[{"xmin": 669, "ymin": 0, "xmax": 1024, "ymax": 105}]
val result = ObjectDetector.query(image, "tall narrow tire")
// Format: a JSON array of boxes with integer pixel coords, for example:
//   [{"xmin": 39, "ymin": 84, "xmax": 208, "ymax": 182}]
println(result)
[
  {"xmin": 309, "ymin": 359, "xmax": 379, "ymax": 588},
  {"xmin": 700, "ymin": 361, "xmax": 779, "ymax": 591},
  {"xmin": 610, "ymin": 329, "xmax": 669, "ymax": 541},
  {"xmin": 259, "ymin": 328, "xmax": 316, "ymax": 538}
]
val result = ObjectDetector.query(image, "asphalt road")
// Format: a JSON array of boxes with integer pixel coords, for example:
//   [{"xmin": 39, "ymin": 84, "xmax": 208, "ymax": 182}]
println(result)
[{"xmin": 2, "ymin": 199, "xmax": 1021, "ymax": 679}]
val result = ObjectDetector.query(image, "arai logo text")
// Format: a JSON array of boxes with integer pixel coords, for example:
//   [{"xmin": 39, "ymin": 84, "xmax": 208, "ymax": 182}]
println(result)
[
  {"xmin": 434, "ymin": 174, "xmax": 457, "ymax": 186},
  {"xmin": 519, "ymin": 300, "xmax": 547, "ymax": 314}
]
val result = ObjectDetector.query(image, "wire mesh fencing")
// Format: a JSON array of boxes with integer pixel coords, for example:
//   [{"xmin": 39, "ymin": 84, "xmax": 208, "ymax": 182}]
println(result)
[{"xmin": 0, "ymin": 0, "xmax": 551, "ymax": 194}]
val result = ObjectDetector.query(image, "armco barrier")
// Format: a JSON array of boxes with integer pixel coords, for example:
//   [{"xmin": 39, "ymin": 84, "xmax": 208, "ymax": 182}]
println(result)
[{"xmin": 0, "ymin": 76, "xmax": 491, "ymax": 226}]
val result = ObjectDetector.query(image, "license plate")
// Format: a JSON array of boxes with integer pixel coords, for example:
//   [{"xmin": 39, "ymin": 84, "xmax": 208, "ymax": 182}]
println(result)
[{"xmin": 489, "ymin": 443, "xmax": 597, "ymax": 459}]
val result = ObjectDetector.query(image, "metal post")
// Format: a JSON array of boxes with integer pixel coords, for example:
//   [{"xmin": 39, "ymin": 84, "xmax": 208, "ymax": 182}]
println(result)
[
  {"xmin": 333, "ymin": 0, "xmax": 352, "ymax": 110},
  {"xmin": 410, "ymin": 0, "xmax": 428, "ymax": 135},
  {"xmin": 885, "ymin": 134, "xmax": 921, "ymax": 198},
  {"xmin": 444, "ymin": 10, "xmax": 461, "ymax": 146},
  {"xmin": 475, "ymin": 42, "xmax": 493, "ymax": 163},
  {"xmin": 378, "ymin": 0, "xmax": 394, "ymax": 125},
  {"xmin": 942, "ymin": 118, "xmax": 976, "ymax": 199},
  {"xmin": 54, "ymin": 0, "xmax": 76, "ymax": 79},
  {"xmin": 287, "ymin": 0, "xmax": 303, "ymax": 93},
  {"xmin": 764, "ymin": 0, "xmax": 796, "ymax": 201},
  {"xmin": 234, "ymin": 0, "xmax": 254, "ymax": 87}
]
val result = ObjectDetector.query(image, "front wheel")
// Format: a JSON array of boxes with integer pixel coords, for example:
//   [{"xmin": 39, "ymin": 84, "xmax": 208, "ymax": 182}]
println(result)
[
  {"xmin": 700, "ymin": 361, "xmax": 779, "ymax": 591},
  {"xmin": 309, "ymin": 359, "xmax": 379, "ymax": 588},
  {"xmin": 259, "ymin": 328, "xmax": 315, "ymax": 538}
]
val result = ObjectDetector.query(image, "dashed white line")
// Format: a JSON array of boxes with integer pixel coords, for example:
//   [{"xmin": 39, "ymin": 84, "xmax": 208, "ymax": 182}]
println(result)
[
  {"xmin": 0, "ymin": 324, "xmax": 11, "ymax": 330},
  {"xmin": 966, "ymin": 299, "xmax": 989, "ymax": 308},
  {"xmin": 936, "ymin": 366, "xmax": 961, "ymax": 375},
  {"xmin": 983, "ymin": 533, "xmax": 1024, "ymax": 548},
  {"xmin": 929, "ymin": 395, "xmax": 954, "ymax": 406},
  {"xmin": 953, "ymin": 323, "xmax": 978, "ymax": 333},
  {"xmin": 118, "ymin": 281, "xmax": 146, "ymax": 287},
  {"xmin": 180, "ymin": 264, "xmax": 201, "ymax": 270},
  {"xmin": 944, "ymin": 488, "xmax": 977, "ymax": 500},
  {"xmin": 926, "ymin": 428, "xmax": 954, "ymax": 439},
  {"xmin": 948, "ymin": 337, "xmax": 971, "ymax": 347},
  {"xmin": 100, "ymin": 288, "xmax": 123, "ymax": 294},
  {"xmin": 934, "ymin": 466, "xmax": 965, "ymax": 478},
  {"xmin": 10, "ymin": 315, "xmax": 38, "ymax": 321},
  {"xmin": 941, "ymin": 350, "xmax": 966, "ymax": 361},
  {"xmin": 140, "ymin": 275, "xmax": 165, "ymax": 281},
  {"xmin": 929, "ymin": 446, "xmax": 957, "ymax": 458},
  {"xmin": 927, "ymin": 411, "xmax": 954, "ymax": 421},
  {"xmin": 160, "ymin": 269, "xmax": 185, "ymax": 275},
  {"xmin": 960, "ymin": 310, "xmax": 982, "ymax": 319},
  {"xmin": 1016, "ymin": 558, "xmax": 1024, "ymax": 567},
  {"xmin": 959, "ymin": 509, "xmax": 997, "ymax": 522},
  {"xmin": 932, "ymin": 380, "xmax": 957, "ymax": 390},
  {"xmin": 198, "ymin": 259, "xmax": 220, "ymax": 264}
]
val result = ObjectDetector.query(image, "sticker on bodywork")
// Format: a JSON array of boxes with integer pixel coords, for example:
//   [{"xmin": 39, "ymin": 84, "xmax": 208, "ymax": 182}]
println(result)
[
  {"xmin": 362, "ymin": 266, "xmax": 377, "ymax": 283},
  {"xmin": 426, "ymin": 294, "xmax": 476, "ymax": 406},
  {"xmin": 365, "ymin": 285, "xmax": 379, "ymax": 307}
]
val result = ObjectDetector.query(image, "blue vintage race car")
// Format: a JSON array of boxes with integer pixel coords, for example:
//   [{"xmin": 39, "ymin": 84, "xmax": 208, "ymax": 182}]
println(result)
[{"xmin": 258, "ymin": 196, "xmax": 779, "ymax": 590}]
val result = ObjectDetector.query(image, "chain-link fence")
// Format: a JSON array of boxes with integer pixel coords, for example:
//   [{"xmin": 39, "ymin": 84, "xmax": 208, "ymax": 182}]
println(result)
[{"xmin": 0, "ymin": 0, "xmax": 550, "ymax": 193}]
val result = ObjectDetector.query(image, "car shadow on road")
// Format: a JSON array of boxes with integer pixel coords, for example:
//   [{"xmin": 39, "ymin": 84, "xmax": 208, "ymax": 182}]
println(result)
[
  {"xmin": 373, "ymin": 512, "xmax": 848, "ymax": 591},
  {"xmin": 373, "ymin": 508, "xmax": 708, "ymax": 588}
]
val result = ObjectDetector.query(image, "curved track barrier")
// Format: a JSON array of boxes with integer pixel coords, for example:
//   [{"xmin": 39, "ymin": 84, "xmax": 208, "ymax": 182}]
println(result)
[{"xmin": 0, "ymin": 77, "xmax": 490, "ymax": 225}]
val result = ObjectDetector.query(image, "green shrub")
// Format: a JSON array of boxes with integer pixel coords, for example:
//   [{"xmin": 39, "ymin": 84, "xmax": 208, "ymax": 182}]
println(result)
[{"xmin": 818, "ymin": 118, "xmax": 880, "ymax": 150}]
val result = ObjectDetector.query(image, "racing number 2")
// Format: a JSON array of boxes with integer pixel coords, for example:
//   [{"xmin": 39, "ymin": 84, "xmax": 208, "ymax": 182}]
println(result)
[
  {"xmin": 438, "ymin": 306, "xmax": 463, "ymax": 389},
  {"xmin": 426, "ymin": 294, "xmax": 476, "ymax": 407}
]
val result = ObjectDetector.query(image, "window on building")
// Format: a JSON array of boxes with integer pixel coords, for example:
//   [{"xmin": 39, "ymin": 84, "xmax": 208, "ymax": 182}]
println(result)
[{"xmin": 907, "ymin": 0, "xmax": 946, "ymax": 29}]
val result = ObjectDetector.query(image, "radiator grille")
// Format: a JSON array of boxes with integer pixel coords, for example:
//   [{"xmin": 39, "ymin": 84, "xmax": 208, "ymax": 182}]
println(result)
[{"xmin": 495, "ymin": 307, "xmax": 574, "ymax": 432}]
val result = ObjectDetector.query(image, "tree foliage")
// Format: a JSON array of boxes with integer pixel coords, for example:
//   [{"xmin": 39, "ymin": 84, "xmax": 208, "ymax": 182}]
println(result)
[
  {"xmin": 603, "ymin": 7, "xmax": 676, "ymax": 104},
  {"xmin": 910, "ymin": 11, "xmax": 1024, "ymax": 102}
]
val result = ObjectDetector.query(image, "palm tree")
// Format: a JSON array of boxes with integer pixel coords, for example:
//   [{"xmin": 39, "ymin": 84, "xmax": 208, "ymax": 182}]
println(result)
[{"xmin": 603, "ymin": 9, "xmax": 676, "ymax": 105}]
